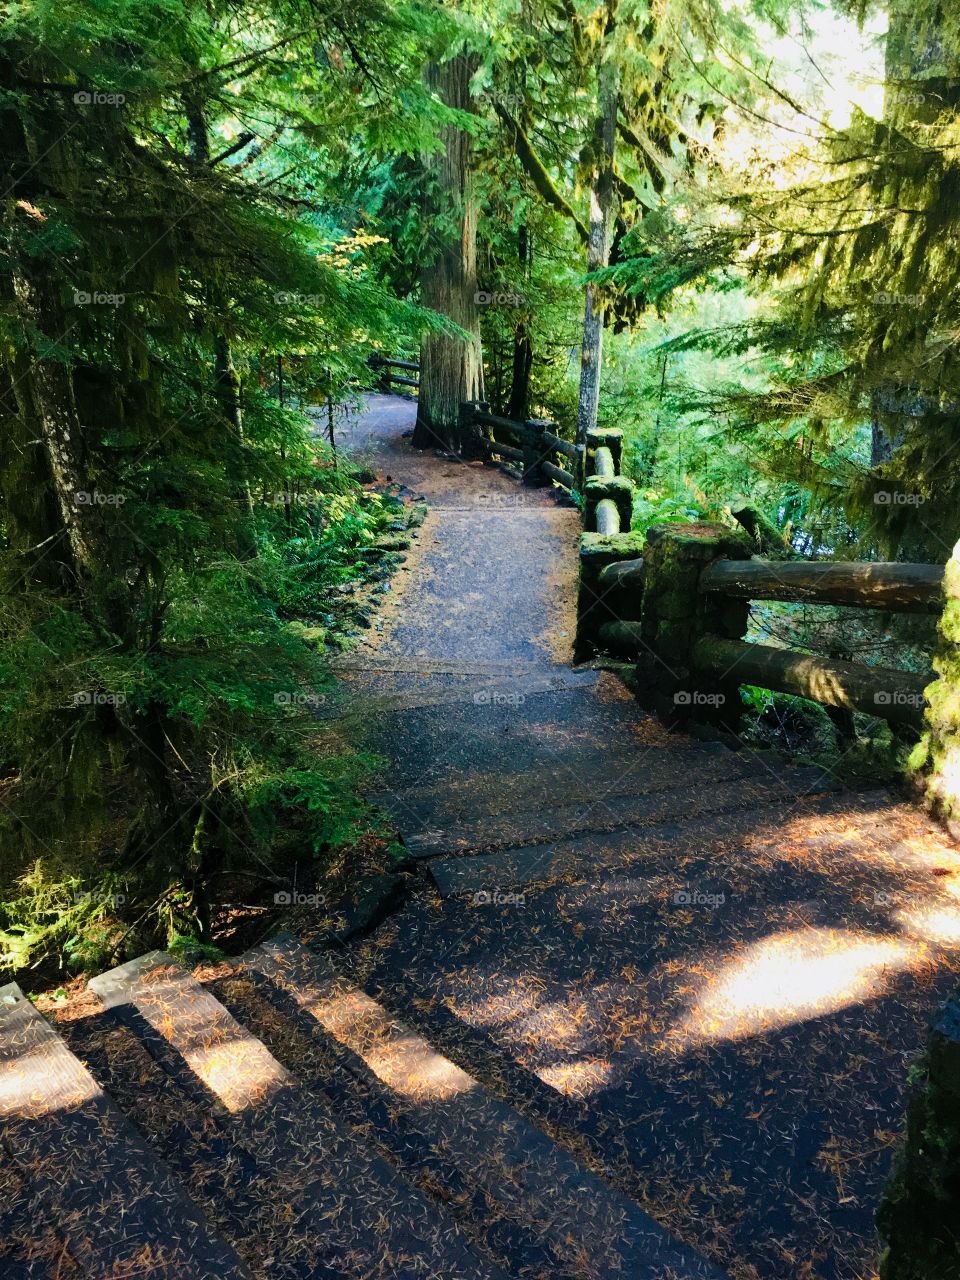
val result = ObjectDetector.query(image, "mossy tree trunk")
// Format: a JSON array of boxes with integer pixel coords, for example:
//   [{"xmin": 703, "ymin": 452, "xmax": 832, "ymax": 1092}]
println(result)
[{"xmin": 413, "ymin": 55, "xmax": 482, "ymax": 452}]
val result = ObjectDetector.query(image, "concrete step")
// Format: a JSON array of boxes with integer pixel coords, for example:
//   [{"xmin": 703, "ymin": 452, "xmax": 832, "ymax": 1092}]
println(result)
[
  {"xmin": 208, "ymin": 964, "xmax": 557, "ymax": 1278},
  {"xmin": 319, "ymin": 666, "xmax": 599, "ymax": 720},
  {"xmin": 0, "ymin": 1154, "xmax": 79, "ymax": 1279},
  {"xmin": 0, "ymin": 983, "xmax": 251, "ymax": 1280},
  {"xmin": 238, "ymin": 934, "xmax": 729, "ymax": 1280},
  {"xmin": 356, "ymin": 682, "xmax": 651, "ymax": 789},
  {"xmin": 52, "ymin": 1001, "xmax": 274, "ymax": 1276},
  {"xmin": 429, "ymin": 786, "xmax": 881, "ymax": 897},
  {"xmin": 369, "ymin": 740, "xmax": 749, "ymax": 830},
  {"xmin": 407, "ymin": 765, "xmax": 834, "ymax": 861},
  {"xmin": 88, "ymin": 953, "xmax": 505, "ymax": 1280}
]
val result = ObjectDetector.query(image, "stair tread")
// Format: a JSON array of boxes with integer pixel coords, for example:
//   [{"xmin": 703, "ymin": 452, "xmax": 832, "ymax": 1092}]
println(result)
[
  {"xmin": 208, "ymin": 968, "xmax": 565, "ymax": 1278},
  {"xmin": 406, "ymin": 765, "xmax": 834, "ymax": 860},
  {"xmin": 369, "ymin": 741, "xmax": 744, "ymax": 827},
  {"xmin": 358, "ymin": 682, "xmax": 650, "ymax": 788},
  {"xmin": 0, "ymin": 1155, "xmax": 79, "ymax": 1280},
  {"xmin": 429, "ymin": 788, "xmax": 888, "ymax": 895},
  {"xmin": 89, "ymin": 954, "xmax": 504, "ymax": 1280},
  {"xmin": 0, "ymin": 982, "xmax": 250, "ymax": 1280},
  {"xmin": 320, "ymin": 667, "xmax": 599, "ymax": 719},
  {"xmin": 241, "ymin": 934, "xmax": 728, "ymax": 1280}
]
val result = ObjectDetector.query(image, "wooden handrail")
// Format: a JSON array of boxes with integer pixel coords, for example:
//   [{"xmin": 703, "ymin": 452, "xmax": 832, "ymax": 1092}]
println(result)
[
  {"xmin": 700, "ymin": 558, "xmax": 943, "ymax": 613},
  {"xmin": 542, "ymin": 430, "xmax": 577, "ymax": 460},
  {"xmin": 593, "ymin": 446, "xmax": 615, "ymax": 479},
  {"xmin": 369, "ymin": 354, "xmax": 420, "ymax": 371},
  {"xmin": 542, "ymin": 459, "xmax": 575, "ymax": 489},
  {"xmin": 474, "ymin": 410, "xmax": 533, "ymax": 441},
  {"xmin": 369, "ymin": 352, "xmax": 419, "ymax": 393},
  {"xmin": 693, "ymin": 634, "xmax": 930, "ymax": 727},
  {"xmin": 594, "ymin": 498, "xmax": 621, "ymax": 536},
  {"xmin": 598, "ymin": 557, "xmax": 644, "ymax": 592}
]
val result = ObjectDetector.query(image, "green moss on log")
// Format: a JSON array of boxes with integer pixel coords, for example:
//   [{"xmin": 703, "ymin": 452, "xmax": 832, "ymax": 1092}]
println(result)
[{"xmin": 910, "ymin": 538, "xmax": 960, "ymax": 828}]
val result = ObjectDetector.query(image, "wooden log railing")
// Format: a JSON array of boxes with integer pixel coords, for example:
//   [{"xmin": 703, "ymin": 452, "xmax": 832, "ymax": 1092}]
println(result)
[
  {"xmin": 699, "ymin": 559, "xmax": 943, "ymax": 613},
  {"xmin": 369, "ymin": 353, "xmax": 420, "ymax": 393},
  {"xmin": 575, "ymin": 428, "xmax": 645, "ymax": 659},
  {"xmin": 627, "ymin": 522, "xmax": 943, "ymax": 729},
  {"xmin": 463, "ymin": 403, "xmax": 579, "ymax": 490}
]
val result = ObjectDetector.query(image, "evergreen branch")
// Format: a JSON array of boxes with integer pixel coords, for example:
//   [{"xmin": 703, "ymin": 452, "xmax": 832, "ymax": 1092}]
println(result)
[{"xmin": 493, "ymin": 105, "xmax": 588, "ymax": 243}]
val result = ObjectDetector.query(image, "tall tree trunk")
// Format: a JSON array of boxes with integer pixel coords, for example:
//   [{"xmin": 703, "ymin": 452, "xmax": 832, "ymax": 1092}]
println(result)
[
  {"xmin": 506, "ymin": 223, "xmax": 533, "ymax": 420},
  {"xmin": 185, "ymin": 92, "xmax": 257, "ymax": 554},
  {"xmin": 413, "ymin": 56, "xmax": 482, "ymax": 452},
  {"xmin": 574, "ymin": 4, "xmax": 620, "ymax": 486}
]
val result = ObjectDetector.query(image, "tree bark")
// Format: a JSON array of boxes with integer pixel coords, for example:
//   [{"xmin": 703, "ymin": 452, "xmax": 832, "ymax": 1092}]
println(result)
[
  {"xmin": 506, "ymin": 224, "xmax": 533, "ymax": 420},
  {"xmin": 9, "ymin": 236, "xmax": 100, "ymax": 583},
  {"xmin": 413, "ymin": 56, "xmax": 482, "ymax": 451},
  {"xmin": 185, "ymin": 92, "xmax": 257, "ymax": 554},
  {"xmin": 574, "ymin": 3, "xmax": 620, "ymax": 487}
]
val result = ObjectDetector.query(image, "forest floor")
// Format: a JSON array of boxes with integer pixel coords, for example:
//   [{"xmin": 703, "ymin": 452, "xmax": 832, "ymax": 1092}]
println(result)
[{"xmin": 319, "ymin": 394, "xmax": 960, "ymax": 1280}]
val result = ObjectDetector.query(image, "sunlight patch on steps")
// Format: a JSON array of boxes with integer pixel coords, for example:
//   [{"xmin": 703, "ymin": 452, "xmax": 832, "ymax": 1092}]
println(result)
[
  {"xmin": 0, "ymin": 1043, "xmax": 100, "ymax": 1117},
  {"xmin": 91, "ymin": 958, "xmax": 293, "ymax": 1114},
  {"xmin": 182, "ymin": 1031, "xmax": 290, "ymax": 1113},
  {"xmin": 305, "ymin": 987, "xmax": 478, "ymax": 1102},
  {"xmin": 665, "ymin": 927, "xmax": 918, "ymax": 1050},
  {"xmin": 537, "ymin": 1058, "xmax": 617, "ymax": 1097}
]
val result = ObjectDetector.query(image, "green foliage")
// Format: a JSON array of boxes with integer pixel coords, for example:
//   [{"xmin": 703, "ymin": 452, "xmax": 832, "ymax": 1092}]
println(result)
[{"xmin": 0, "ymin": 0, "xmax": 438, "ymax": 976}]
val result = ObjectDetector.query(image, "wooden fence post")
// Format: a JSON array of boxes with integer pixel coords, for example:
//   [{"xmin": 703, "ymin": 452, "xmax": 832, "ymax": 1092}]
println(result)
[
  {"xmin": 636, "ymin": 522, "xmax": 752, "ymax": 726},
  {"xmin": 522, "ymin": 419, "xmax": 549, "ymax": 487}
]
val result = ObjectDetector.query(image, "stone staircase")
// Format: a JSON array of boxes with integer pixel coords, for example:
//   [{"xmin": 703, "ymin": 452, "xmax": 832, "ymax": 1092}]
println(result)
[{"xmin": 1, "ymin": 932, "xmax": 729, "ymax": 1280}]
